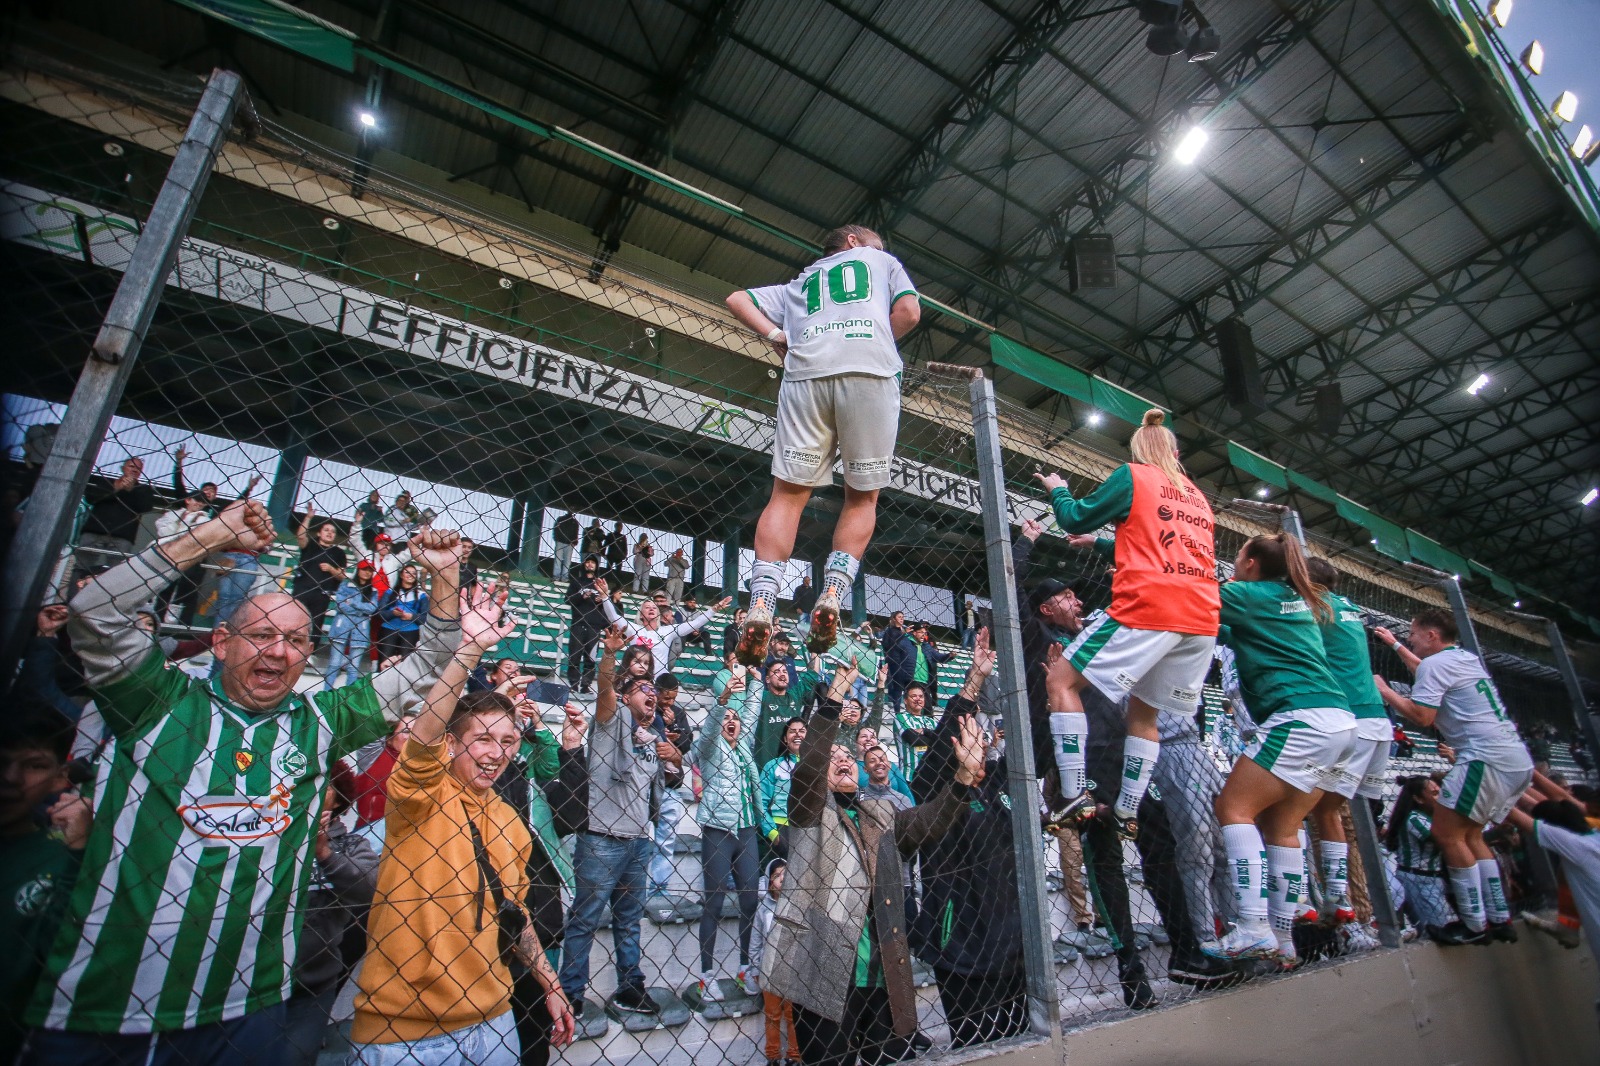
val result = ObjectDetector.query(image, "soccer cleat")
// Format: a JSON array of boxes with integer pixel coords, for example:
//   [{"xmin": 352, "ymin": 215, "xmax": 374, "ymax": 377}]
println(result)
[
  {"xmin": 1203, "ymin": 924, "xmax": 1280, "ymax": 960},
  {"xmin": 735, "ymin": 605, "xmax": 774, "ymax": 666},
  {"xmin": 699, "ymin": 973, "xmax": 725, "ymax": 1002},
  {"xmin": 612, "ymin": 985, "xmax": 660, "ymax": 1014},
  {"xmin": 1487, "ymin": 920, "xmax": 1518, "ymax": 944},
  {"xmin": 1429, "ymin": 921, "xmax": 1489, "ymax": 946},
  {"xmin": 805, "ymin": 590, "xmax": 841, "ymax": 654},
  {"xmin": 1042, "ymin": 791, "xmax": 1096, "ymax": 832},
  {"xmin": 1167, "ymin": 951, "xmax": 1241, "ymax": 989},
  {"xmin": 1332, "ymin": 905, "xmax": 1357, "ymax": 925}
]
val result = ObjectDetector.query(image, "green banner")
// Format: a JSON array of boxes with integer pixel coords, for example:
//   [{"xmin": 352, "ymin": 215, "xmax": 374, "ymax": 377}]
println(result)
[
  {"xmin": 1468, "ymin": 560, "xmax": 1518, "ymax": 598},
  {"xmin": 1406, "ymin": 530, "xmax": 1469, "ymax": 576},
  {"xmin": 1336, "ymin": 496, "xmax": 1409, "ymax": 561},
  {"xmin": 174, "ymin": 0, "xmax": 355, "ymax": 71},
  {"xmin": 989, "ymin": 334, "xmax": 1091, "ymax": 404},
  {"xmin": 1226, "ymin": 441, "xmax": 1289, "ymax": 489},
  {"xmin": 1091, "ymin": 377, "xmax": 1161, "ymax": 427},
  {"xmin": 1287, "ymin": 469, "xmax": 1340, "ymax": 504}
]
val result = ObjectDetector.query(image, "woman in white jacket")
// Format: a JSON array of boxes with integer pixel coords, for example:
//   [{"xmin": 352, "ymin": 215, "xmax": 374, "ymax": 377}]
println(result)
[{"xmin": 595, "ymin": 577, "xmax": 731, "ymax": 677}]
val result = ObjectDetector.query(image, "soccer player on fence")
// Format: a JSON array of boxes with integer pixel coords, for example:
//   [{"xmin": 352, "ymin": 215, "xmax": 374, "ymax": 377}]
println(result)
[
  {"xmin": 1034, "ymin": 409, "xmax": 1220, "ymax": 834},
  {"xmin": 1373, "ymin": 608, "xmax": 1533, "ymax": 944},
  {"xmin": 725, "ymin": 224, "xmax": 920, "ymax": 664},
  {"xmin": 1304, "ymin": 556, "xmax": 1392, "ymax": 926},
  {"xmin": 17, "ymin": 501, "xmax": 469, "ymax": 1065},
  {"xmin": 1206, "ymin": 533, "xmax": 1360, "ymax": 963}
]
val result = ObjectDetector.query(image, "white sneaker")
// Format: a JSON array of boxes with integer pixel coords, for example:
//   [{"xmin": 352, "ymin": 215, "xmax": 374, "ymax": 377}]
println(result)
[
  {"xmin": 1203, "ymin": 923, "xmax": 1279, "ymax": 960},
  {"xmin": 1339, "ymin": 923, "xmax": 1382, "ymax": 953},
  {"xmin": 700, "ymin": 972, "xmax": 725, "ymax": 1001}
]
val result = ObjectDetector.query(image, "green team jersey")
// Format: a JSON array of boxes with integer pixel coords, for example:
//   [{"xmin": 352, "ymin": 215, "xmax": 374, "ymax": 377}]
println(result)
[
  {"xmin": 1317, "ymin": 592, "xmax": 1386, "ymax": 720},
  {"xmin": 1217, "ymin": 580, "xmax": 1348, "ymax": 725},
  {"xmin": 2, "ymin": 830, "xmax": 80, "ymax": 1062},
  {"xmin": 1395, "ymin": 809, "xmax": 1442, "ymax": 873},
  {"xmin": 894, "ymin": 713, "xmax": 940, "ymax": 779},
  {"xmin": 752, "ymin": 674, "xmax": 820, "ymax": 767},
  {"xmin": 30, "ymin": 649, "xmax": 389, "ymax": 1033}
]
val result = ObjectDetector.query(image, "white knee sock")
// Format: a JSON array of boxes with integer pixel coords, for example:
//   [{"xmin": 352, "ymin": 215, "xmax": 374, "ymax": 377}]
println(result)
[
  {"xmin": 1478, "ymin": 858, "xmax": 1510, "ymax": 925},
  {"xmin": 1222, "ymin": 823, "xmax": 1269, "ymax": 929},
  {"xmin": 1114, "ymin": 736, "xmax": 1160, "ymax": 819},
  {"xmin": 820, "ymin": 550, "xmax": 858, "ymax": 602},
  {"xmin": 1320, "ymin": 841, "xmax": 1350, "ymax": 909},
  {"xmin": 1266, "ymin": 844, "xmax": 1306, "ymax": 951},
  {"xmin": 748, "ymin": 560, "xmax": 784, "ymax": 617},
  {"xmin": 1449, "ymin": 865, "xmax": 1486, "ymax": 931},
  {"xmin": 1049, "ymin": 712, "xmax": 1088, "ymax": 800}
]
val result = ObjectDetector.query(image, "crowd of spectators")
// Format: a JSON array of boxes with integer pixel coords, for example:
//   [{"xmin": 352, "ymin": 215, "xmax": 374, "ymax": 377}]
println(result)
[{"xmin": 3, "ymin": 445, "xmax": 1596, "ymax": 1066}]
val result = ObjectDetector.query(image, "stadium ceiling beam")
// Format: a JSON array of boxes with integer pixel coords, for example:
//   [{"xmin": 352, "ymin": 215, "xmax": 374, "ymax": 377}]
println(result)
[
  {"xmin": 1403, "ymin": 441, "xmax": 1597, "ymax": 541},
  {"xmin": 585, "ymin": 0, "xmax": 748, "ymax": 277},
  {"xmin": 1111, "ymin": 118, "xmax": 1484, "ymax": 391}
]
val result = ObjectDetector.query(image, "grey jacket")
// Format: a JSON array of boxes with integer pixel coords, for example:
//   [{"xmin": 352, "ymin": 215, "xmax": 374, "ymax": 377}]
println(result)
[
  {"xmin": 761, "ymin": 699, "xmax": 970, "ymax": 1034},
  {"xmin": 294, "ymin": 819, "xmax": 379, "ymax": 994}
]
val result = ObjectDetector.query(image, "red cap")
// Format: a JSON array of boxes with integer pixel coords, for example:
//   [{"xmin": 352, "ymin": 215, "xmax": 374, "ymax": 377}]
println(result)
[
  {"xmin": 374, "ymin": 533, "xmax": 391, "ymax": 544},
  {"xmin": 356, "ymin": 560, "xmax": 376, "ymax": 571}
]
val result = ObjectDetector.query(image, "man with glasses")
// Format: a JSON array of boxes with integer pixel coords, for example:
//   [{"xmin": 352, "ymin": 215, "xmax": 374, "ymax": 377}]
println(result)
[{"xmin": 18, "ymin": 499, "xmax": 471, "ymax": 1066}]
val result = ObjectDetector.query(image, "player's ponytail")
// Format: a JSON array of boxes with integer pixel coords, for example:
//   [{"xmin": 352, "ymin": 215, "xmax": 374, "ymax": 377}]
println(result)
[
  {"xmin": 1128, "ymin": 409, "xmax": 1188, "ymax": 492},
  {"xmin": 1241, "ymin": 532, "xmax": 1333, "ymax": 623}
]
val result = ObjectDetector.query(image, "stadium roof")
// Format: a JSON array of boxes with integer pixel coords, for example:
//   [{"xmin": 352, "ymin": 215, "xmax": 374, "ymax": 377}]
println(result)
[{"xmin": 14, "ymin": 0, "xmax": 1600, "ymax": 618}]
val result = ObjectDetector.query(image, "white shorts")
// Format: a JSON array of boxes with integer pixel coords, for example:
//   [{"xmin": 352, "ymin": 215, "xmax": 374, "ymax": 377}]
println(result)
[
  {"xmin": 771, "ymin": 373, "xmax": 900, "ymax": 490},
  {"xmin": 1350, "ymin": 717, "xmax": 1393, "ymax": 800},
  {"xmin": 1065, "ymin": 614, "xmax": 1214, "ymax": 715},
  {"xmin": 1245, "ymin": 711, "xmax": 1362, "ymax": 796},
  {"xmin": 1439, "ymin": 759, "xmax": 1534, "ymax": 826}
]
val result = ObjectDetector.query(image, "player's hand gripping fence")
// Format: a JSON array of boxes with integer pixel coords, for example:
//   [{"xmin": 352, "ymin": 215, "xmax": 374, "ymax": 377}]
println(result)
[{"xmin": 2, "ymin": 49, "xmax": 1592, "ymax": 1066}]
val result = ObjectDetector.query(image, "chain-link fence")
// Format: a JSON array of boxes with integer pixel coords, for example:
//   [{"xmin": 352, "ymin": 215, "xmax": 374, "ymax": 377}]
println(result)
[{"xmin": 3, "ymin": 47, "xmax": 1595, "ymax": 1066}]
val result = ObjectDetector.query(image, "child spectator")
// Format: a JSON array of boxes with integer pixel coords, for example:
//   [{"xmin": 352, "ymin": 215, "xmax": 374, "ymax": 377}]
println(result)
[{"xmin": 748, "ymin": 857, "xmax": 799, "ymax": 1066}]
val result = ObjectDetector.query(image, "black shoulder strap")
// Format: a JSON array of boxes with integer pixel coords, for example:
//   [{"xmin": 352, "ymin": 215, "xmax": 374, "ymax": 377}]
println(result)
[{"xmin": 463, "ymin": 801, "xmax": 506, "ymax": 932}]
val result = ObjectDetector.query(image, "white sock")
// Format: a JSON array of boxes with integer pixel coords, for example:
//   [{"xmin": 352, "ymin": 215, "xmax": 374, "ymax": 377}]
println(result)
[
  {"xmin": 748, "ymin": 560, "xmax": 783, "ymax": 617},
  {"xmin": 821, "ymin": 550, "xmax": 859, "ymax": 601},
  {"xmin": 1266, "ymin": 844, "xmax": 1306, "ymax": 950},
  {"xmin": 1114, "ymin": 736, "xmax": 1160, "ymax": 819},
  {"xmin": 1449, "ymin": 865, "xmax": 1486, "ymax": 932},
  {"xmin": 1223, "ymin": 823, "xmax": 1269, "ymax": 928},
  {"xmin": 1050, "ymin": 712, "xmax": 1088, "ymax": 800},
  {"xmin": 1320, "ymin": 841, "xmax": 1350, "ymax": 909},
  {"xmin": 1478, "ymin": 858, "xmax": 1510, "ymax": 925}
]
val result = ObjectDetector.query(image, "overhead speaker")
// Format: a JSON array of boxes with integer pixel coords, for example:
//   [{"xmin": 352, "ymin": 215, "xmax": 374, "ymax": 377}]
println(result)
[
  {"xmin": 1313, "ymin": 382, "xmax": 1343, "ymax": 435},
  {"xmin": 1213, "ymin": 317, "xmax": 1264, "ymax": 414},
  {"xmin": 1066, "ymin": 234, "xmax": 1117, "ymax": 291}
]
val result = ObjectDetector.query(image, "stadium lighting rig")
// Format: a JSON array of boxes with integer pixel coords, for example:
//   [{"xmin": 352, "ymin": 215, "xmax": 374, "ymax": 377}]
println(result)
[
  {"xmin": 1466, "ymin": 372, "xmax": 1490, "ymax": 396},
  {"xmin": 1174, "ymin": 126, "xmax": 1209, "ymax": 165},
  {"xmin": 1583, "ymin": 488, "xmax": 1599, "ymax": 507},
  {"xmin": 1520, "ymin": 40, "xmax": 1543, "ymax": 75}
]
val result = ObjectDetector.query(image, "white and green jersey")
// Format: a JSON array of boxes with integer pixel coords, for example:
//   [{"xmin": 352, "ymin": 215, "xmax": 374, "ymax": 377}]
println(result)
[
  {"xmin": 1395, "ymin": 809, "xmax": 1443, "ymax": 874},
  {"xmin": 1411, "ymin": 647, "xmax": 1532, "ymax": 771},
  {"xmin": 894, "ymin": 713, "xmax": 939, "ymax": 780},
  {"xmin": 745, "ymin": 246, "xmax": 917, "ymax": 381},
  {"xmin": 31, "ymin": 650, "xmax": 389, "ymax": 1033}
]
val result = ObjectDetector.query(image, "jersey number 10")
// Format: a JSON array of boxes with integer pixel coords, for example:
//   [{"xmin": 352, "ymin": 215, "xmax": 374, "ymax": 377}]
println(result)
[{"xmin": 802, "ymin": 260, "xmax": 872, "ymax": 314}]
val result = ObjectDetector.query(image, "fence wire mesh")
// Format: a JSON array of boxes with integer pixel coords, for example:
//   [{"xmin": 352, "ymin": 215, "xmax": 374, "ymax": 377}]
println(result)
[{"xmin": 1, "ymin": 47, "xmax": 1594, "ymax": 1066}]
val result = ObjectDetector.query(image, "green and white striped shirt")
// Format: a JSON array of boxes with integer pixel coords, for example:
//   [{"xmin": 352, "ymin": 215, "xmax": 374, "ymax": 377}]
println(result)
[
  {"xmin": 894, "ymin": 713, "xmax": 940, "ymax": 780},
  {"xmin": 31, "ymin": 651, "xmax": 390, "ymax": 1033},
  {"xmin": 1395, "ymin": 810, "xmax": 1443, "ymax": 874}
]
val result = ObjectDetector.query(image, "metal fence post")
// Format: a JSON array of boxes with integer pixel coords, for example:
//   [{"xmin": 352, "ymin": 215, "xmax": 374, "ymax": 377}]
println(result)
[
  {"xmin": 962, "ymin": 367, "xmax": 1063, "ymax": 1047},
  {"xmin": 1280, "ymin": 505, "xmax": 1402, "ymax": 947},
  {"xmin": 0, "ymin": 69, "xmax": 246, "ymax": 681}
]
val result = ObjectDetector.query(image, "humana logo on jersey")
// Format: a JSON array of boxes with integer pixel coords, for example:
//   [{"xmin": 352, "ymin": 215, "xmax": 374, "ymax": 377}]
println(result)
[{"xmin": 179, "ymin": 793, "xmax": 292, "ymax": 842}]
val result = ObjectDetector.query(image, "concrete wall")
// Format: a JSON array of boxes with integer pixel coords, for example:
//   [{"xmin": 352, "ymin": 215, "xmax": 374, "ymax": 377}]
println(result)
[{"xmin": 964, "ymin": 936, "xmax": 1596, "ymax": 1066}]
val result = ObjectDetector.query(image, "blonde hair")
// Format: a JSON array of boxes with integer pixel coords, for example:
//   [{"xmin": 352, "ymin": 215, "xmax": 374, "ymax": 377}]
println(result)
[{"xmin": 1128, "ymin": 409, "xmax": 1188, "ymax": 491}]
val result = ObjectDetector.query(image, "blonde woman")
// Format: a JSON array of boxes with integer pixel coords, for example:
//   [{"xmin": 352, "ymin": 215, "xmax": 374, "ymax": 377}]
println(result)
[{"xmin": 1035, "ymin": 410, "xmax": 1220, "ymax": 836}]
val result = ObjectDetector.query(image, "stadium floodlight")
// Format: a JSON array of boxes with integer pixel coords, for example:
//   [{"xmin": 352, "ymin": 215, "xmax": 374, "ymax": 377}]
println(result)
[
  {"xmin": 358, "ymin": 110, "xmax": 378, "ymax": 129},
  {"xmin": 1553, "ymin": 91, "xmax": 1579, "ymax": 123},
  {"xmin": 1255, "ymin": 486, "xmax": 1270, "ymax": 498},
  {"xmin": 1140, "ymin": 0, "xmax": 1185, "ymax": 55},
  {"xmin": 1086, "ymin": 410, "xmax": 1103, "ymax": 426},
  {"xmin": 1185, "ymin": 7, "xmax": 1221, "ymax": 62},
  {"xmin": 1573, "ymin": 125, "xmax": 1595, "ymax": 159},
  {"xmin": 1584, "ymin": 139, "xmax": 1600, "ymax": 167},
  {"xmin": 1466, "ymin": 372, "xmax": 1490, "ymax": 395},
  {"xmin": 1521, "ymin": 40, "xmax": 1543, "ymax": 75},
  {"xmin": 1584, "ymin": 487, "xmax": 1599, "ymax": 506},
  {"xmin": 1512, "ymin": 599, "xmax": 1522, "ymax": 608},
  {"xmin": 1489, "ymin": 0, "xmax": 1512, "ymax": 28},
  {"xmin": 1174, "ymin": 126, "xmax": 1209, "ymax": 164}
]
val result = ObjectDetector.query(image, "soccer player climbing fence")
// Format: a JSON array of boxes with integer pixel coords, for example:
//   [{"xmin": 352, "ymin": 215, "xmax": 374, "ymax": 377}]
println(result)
[{"xmin": 1, "ymin": 53, "xmax": 1593, "ymax": 1066}]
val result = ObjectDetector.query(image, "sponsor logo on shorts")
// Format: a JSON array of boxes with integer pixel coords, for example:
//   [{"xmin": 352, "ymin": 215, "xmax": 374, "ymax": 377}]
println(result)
[
  {"xmin": 847, "ymin": 457, "xmax": 890, "ymax": 474},
  {"xmin": 1171, "ymin": 687, "xmax": 1198, "ymax": 703},
  {"xmin": 782, "ymin": 447, "xmax": 824, "ymax": 467},
  {"xmin": 1113, "ymin": 671, "xmax": 1137, "ymax": 691}
]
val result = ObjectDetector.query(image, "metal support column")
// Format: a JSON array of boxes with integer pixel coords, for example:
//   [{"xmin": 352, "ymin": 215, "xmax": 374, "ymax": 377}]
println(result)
[
  {"xmin": 1540, "ymin": 617, "xmax": 1600, "ymax": 765},
  {"xmin": 1, "ymin": 70, "xmax": 247, "ymax": 680},
  {"xmin": 507, "ymin": 499, "xmax": 526, "ymax": 560},
  {"xmin": 517, "ymin": 484, "xmax": 548, "ymax": 576},
  {"xmin": 721, "ymin": 523, "xmax": 742, "ymax": 601},
  {"xmin": 1279, "ymin": 505, "xmax": 1402, "ymax": 948},
  {"xmin": 690, "ymin": 536, "xmax": 706, "ymax": 597},
  {"xmin": 963, "ymin": 367, "xmax": 1062, "ymax": 1045}
]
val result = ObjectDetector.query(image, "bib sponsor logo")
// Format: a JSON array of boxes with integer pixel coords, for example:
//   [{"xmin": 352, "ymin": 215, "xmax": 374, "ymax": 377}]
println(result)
[
  {"xmin": 1155, "ymin": 504, "xmax": 1212, "ymax": 530},
  {"xmin": 1158, "ymin": 530, "xmax": 1176, "ymax": 549},
  {"xmin": 178, "ymin": 788, "xmax": 292, "ymax": 842},
  {"xmin": 1161, "ymin": 560, "xmax": 1213, "ymax": 577},
  {"xmin": 233, "ymin": 751, "xmax": 254, "ymax": 774}
]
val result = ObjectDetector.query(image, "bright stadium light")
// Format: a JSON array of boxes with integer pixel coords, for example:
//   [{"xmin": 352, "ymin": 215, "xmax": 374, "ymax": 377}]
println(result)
[
  {"xmin": 1553, "ymin": 91, "xmax": 1579, "ymax": 123},
  {"xmin": 1174, "ymin": 126, "xmax": 1209, "ymax": 165},
  {"xmin": 1521, "ymin": 40, "xmax": 1544, "ymax": 75},
  {"xmin": 358, "ymin": 110, "xmax": 378, "ymax": 129},
  {"xmin": 1086, "ymin": 410, "xmax": 1103, "ymax": 427},
  {"xmin": 1573, "ymin": 125, "xmax": 1595, "ymax": 159},
  {"xmin": 1584, "ymin": 487, "xmax": 1599, "ymax": 506},
  {"xmin": 1512, "ymin": 599, "xmax": 1522, "ymax": 608},
  {"xmin": 1466, "ymin": 372, "xmax": 1490, "ymax": 395},
  {"xmin": 1489, "ymin": 0, "xmax": 1513, "ymax": 28},
  {"xmin": 1255, "ymin": 486, "xmax": 1270, "ymax": 498}
]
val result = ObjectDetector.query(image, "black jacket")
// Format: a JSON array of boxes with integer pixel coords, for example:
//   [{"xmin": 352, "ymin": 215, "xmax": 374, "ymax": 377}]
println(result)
[
  {"xmin": 554, "ymin": 514, "xmax": 580, "ymax": 543},
  {"xmin": 495, "ymin": 745, "xmax": 588, "ymax": 947},
  {"xmin": 565, "ymin": 574, "xmax": 607, "ymax": 628}
]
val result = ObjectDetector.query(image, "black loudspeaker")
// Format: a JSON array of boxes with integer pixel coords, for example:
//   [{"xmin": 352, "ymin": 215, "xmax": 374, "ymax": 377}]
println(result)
[
  {"xmin": 1066, "ymin": 234, "xmax": 1117, "ymax": 291},
  {"xmin": 1313, "ymin": 382, "xmax": 1343, "ymax": 435},
  {"xmin": 1214, "ymin": 317, "xmax": 1264, "ymax": 414}
]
